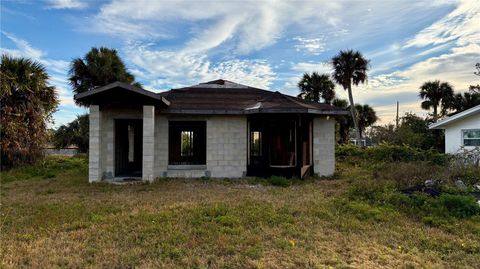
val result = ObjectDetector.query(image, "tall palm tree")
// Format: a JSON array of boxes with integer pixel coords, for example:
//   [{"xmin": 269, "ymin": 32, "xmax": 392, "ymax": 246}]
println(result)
[
  {"xmin": 69, "ymin": 47, "xmax": 140, "ymax": 106},
  {"xmin": 331, "ymin": 50, "xmax": 369, "ymax": 143},
  {"xmin": 419, "ymin": 80, "xmax": 454, "ymax": 121},
  {"xmin": 1, "ymin": 54, "xmax": 58, "ymax": 168},
  {"xmin": 297, "ymin": 72, "xmax": 335, "ymax": 104}
]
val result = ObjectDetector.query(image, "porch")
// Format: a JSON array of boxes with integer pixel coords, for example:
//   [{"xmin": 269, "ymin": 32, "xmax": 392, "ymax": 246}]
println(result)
[{"xmin": 247, "ymin": 114, "xmax": 313, "ymax": 178}]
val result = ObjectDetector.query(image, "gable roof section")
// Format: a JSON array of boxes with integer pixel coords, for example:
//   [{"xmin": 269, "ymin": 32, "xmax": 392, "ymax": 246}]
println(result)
[
  {"xmin": 158, "ymin": 79, "xmax": 347, "ymax": 115},
  {"xmin": 74, "ymin": 81, "xmax": 170, "ymax": 107},
  {"xmin": 429, "ymin": 104, "xmax": 480, "ymax": 129}
]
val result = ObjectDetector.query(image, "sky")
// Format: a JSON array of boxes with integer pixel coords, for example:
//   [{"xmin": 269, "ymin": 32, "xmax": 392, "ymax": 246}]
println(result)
[{"xmin": 1, "ymin": 0, "xmax": 479, "ymax": 127}]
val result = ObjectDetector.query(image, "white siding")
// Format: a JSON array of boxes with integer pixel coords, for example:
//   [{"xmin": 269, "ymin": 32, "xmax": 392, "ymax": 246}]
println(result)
[{"xmin": 444, "ymin": 115, "xmax": 480, "ymax": 153}]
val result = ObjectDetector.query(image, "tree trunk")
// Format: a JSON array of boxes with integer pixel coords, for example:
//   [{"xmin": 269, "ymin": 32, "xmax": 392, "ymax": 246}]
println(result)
[
  {"xmin": 347, "ymin": 84, "xmax": 362, "ymax": 145},
  {"xmin": 433, "ymin": 105, "xmax": 438, "ymax": 122}
]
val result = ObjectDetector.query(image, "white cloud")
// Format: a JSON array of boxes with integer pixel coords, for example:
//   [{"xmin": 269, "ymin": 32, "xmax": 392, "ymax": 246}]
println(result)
[
  {"xmin": 404, "ymin": 0, "xmax": 480, "ymax": 48},
  {"xmin": 293, "ymin": 36, "xmax": 327, "ymax": 55},
  {"xmin": 46, "ymin": 0, "xmax": 87, "ymax": 10},
  {"xmin": 291, "ymin": 62, "xmax": 332, "ymax": 75},
  {"xmin": 1, "ymin": 32, "xmax": 70, "ymax": 73},
  {"xmin": 124, "ymin": 43, "xmax": 275, "ymax": 91},
  {"xmin": 361, "ymin": 43, "xmax": 480, "ymax": 124},
  {"xmin": 91, "ymin": 0, "xmax": 342, "ymax": 54},
  {"xmin": 1, "ymin": 31, "xmax": 44, "ymax": 59}
]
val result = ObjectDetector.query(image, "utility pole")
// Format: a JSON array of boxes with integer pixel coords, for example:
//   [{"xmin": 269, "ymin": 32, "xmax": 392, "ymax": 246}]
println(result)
[{"xmin": 396, "ymin": 101, "xmax": 399, "ymax": 128}]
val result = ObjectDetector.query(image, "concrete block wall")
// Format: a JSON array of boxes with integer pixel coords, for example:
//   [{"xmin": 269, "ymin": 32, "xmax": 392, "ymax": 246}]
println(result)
[
  {"xmin": 88, "ymin": 105, "xmax": 101, "ymax": 182},
  {"xmin": 313, "ymin": 116, "xmax": 335, "ymax": 176},
  {"xmin": 142, "ymin": 106, "xmax": 155, "ymax": 181},
  {"xmin": 154, "ymin": 114, "xmax": 169, "ymax": 177},
  {"xmin": 206, "ymin": 116, "xmax": 247, "ymax": 178}
]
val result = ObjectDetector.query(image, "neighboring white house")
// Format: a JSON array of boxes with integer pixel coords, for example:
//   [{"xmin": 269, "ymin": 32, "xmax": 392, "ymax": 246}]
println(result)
[{"xmin": 429, "ymin": 104, "xmax": 480, "ymax": 153}]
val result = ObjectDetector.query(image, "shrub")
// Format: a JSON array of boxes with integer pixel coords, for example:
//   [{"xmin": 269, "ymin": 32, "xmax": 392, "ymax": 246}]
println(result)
[
  {"xmin": 336, "ymin": 143, "xmax": 450, "ymax": 166},
  {"xmin": 267, "ymin": 176, "xmax": 291, "ymax": 187},
  {"xmin": 348, "ymin": 179, "xmax": 480, "ymax": 222},
  {"xmin": 370, "ymin": 162, "xmax": 453, "ymax": 188},
  {"xmin": 434, "ymin": 194, "xmax": 480, "ymax": 218}
]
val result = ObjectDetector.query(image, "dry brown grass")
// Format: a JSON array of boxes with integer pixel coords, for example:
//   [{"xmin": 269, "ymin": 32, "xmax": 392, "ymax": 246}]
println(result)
[{"xmin": 1, "ymin": 156, "xmax": 479, "ymax": 268}]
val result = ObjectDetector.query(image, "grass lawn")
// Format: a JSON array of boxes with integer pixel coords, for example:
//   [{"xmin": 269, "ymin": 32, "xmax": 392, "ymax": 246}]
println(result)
[{"xmin": 1, "ymin": 155, "xmax": 479, "ymax": 268}]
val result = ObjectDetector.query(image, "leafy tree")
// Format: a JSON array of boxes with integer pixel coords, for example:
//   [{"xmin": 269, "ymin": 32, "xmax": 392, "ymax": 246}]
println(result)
[
  {"xmin": 331, "ymin": 50, "xmax": 369, "ymax": 142},
  {"xmin": 350, "ymin": 104, "xmax": 377, "ymax": 138},
  {"xmin": 332, "ymin": 98, "xmax": 350, "ymax": 144},
  {"xmin": 53, "ymin": 114, "xmax": 89, "ymax": 153},
  {"xmin": 419, "ymin": 80, "xmax": 454, "ymax": 121},
  {"xmin": 451, "ymin": 91, "xmax": 480, "ymax": 113},
  {"xmin": 297, "ymin": 72, "xmax": 335, "ymax": 104},
  {"xmin": 332, "ymin": 100, "xmax": 377, "ymax": 143},
  {"xmin": 69, "ymin": 47, "xmax": 140, "ymax": 106},
  {"xmin": 369, "ymin": 113, "xmax": 440, "ymax": 150},
  {"xmin": 0, "ymin": 55, "xmax": 58, "ymax": 168}
]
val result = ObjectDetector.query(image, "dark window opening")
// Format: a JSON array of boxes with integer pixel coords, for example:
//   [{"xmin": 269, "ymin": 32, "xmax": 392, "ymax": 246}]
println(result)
[{"xmin": 169, "ymin": 121, "xmax": 206, "ymax": 165}]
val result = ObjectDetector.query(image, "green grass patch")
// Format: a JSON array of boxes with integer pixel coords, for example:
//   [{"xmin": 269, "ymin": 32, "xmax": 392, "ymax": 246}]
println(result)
[
  {"xmin": 1, "ymin": 154, "xmax": 87, "ymax": 184},
  {"xmin": 1, "ymin": 155, "xmax": 480, "ymax": 268}
]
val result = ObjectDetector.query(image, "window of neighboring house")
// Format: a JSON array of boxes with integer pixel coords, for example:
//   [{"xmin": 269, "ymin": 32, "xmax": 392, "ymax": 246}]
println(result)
[
  {"xmin": 250, "ymin": 131, "xmax": 262, "ymax": 157},
  {"xmin": 463, "ymin": 129, "xmax": 480, "ymax": 146},
  {"xmin": 169, "ymin": 121, "xmax": 206, "ymax": 165}
]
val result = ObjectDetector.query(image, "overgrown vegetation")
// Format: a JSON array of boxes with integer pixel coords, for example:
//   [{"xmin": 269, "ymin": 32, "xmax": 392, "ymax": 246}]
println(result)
[
  {"xmin": 1, "ymin": 155, "xmax": 479, "ymax": 268},
  {"xmin": 0, "ymin": 55, "xmax": 58, "ymax": 169},
  {"xmin": 52, "ymin": 114, "xmax": 89, "ymax": 152},
  {"xmin": 336, "ymin": 143, "xmax": 450, "ymax": 165}
]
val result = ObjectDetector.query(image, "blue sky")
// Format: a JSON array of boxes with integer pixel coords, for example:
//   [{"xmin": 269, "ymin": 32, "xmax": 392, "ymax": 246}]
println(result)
[{"xmin": 1, "ymin": 0, "xmax": 479, "ymax": 127}]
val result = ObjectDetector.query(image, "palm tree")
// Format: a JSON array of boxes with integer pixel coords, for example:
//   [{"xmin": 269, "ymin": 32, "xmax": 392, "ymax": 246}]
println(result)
[
  {"xmin": 297, "ymin": 72, "xmax": 335, "ymax": 104},
  {"xmin": 419, "ymin": 80, "xmax": 454, "ymax": 121},
  {"xmin": 1, "ymin": 54, "xmax": 58, "ymax": 168},
  {"xmin": 451, "ymin": 91, "xmax": 480, "ymax": 114},
  {"xmin": 331, "ymin": 50, "xmax": 369, "ymax": 143},
  {"xmin": 352, "ymin": 104, "xmax": 378, "ymax": 138},
  {"xmin": 69, "ymin": 47, "xmax": 140, "ymax": 106}
]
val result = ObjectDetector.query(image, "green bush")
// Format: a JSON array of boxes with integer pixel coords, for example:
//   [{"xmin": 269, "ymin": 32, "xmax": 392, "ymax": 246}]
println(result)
[
  {"xmin": 434, "ymin": 194, "xmax": 480, "ymax": 218},
  {"xmin": 267, "ymin": 176, "xmax": 291, "ymax": 187},
  {"xmin": 336, "ymin": 143, "xmax": 450, "ymax": 166},
  {"xmin": 348, "ymin": 179, "xmax": 480, "ymax": 223}
]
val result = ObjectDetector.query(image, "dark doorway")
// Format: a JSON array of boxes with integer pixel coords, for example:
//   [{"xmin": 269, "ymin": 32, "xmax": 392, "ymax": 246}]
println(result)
[
  {"xmin": 247, "ymin": 115, "xmax": 313, "ymax": 178},
  {"xmin": 115, "ymin": 119, "xmax": 142, "ymax": 177}
]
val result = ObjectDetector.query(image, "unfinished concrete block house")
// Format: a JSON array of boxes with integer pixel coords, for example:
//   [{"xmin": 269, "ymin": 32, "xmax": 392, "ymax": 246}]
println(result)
[{"xmin": 75, "ymin": 79, "xmax": 347, "ymax": 182}]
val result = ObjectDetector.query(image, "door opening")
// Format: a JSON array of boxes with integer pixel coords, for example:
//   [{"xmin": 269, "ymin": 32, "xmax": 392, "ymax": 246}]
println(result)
[{"xmin": 115, "ymin": 119, "xmax": 143, "ymax": 177}]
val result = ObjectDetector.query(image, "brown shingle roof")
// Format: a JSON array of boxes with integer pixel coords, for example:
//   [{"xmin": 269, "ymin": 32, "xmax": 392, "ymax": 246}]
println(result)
[{"xmin": 158, "ymin": 79, "xmax": 347, "ymax": 115}]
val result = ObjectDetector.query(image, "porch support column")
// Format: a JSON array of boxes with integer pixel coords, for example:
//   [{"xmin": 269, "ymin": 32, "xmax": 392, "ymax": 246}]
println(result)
[
  {"xmin": 143, "ymin": 105, "xmax": 155, "ymax": 181},
  {"xmin": 88, "ymin": 105, "xmax": 101, "ymax": 182}
]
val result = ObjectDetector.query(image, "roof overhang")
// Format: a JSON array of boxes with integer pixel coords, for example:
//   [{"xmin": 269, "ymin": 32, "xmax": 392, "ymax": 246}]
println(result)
[
  {"xmin": 159, "ymin": 108, "xmax": 349, "ymax": 115},
  {"xmin": 429, "ymin": 105, "xmax": 480, "ymax": 129},
  {"xmin": 74, "ymin": 81, "xmax": 170, "ymax": 107}
]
